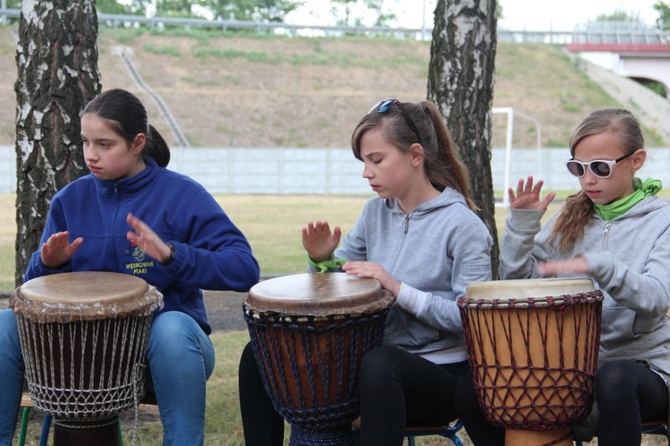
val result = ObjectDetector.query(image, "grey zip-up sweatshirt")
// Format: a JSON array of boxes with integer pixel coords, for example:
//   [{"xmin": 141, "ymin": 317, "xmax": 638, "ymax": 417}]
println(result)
[
  {"xmin": 500, "ymin": 195, "xmax": 670, "ymax": 374},
  {"xmin": 329, "ymin": 188, "xmax": 492, "ymax": 359}
]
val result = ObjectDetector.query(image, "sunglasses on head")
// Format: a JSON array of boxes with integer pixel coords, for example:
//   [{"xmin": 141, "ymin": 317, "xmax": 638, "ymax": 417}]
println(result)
[
  {"xmin": 565, "ymin": 151, "xmax": 634, "ymax": 179},
  {"xmin": 368, "ymin": 98, "xmax": 422, "ymax": 145}
]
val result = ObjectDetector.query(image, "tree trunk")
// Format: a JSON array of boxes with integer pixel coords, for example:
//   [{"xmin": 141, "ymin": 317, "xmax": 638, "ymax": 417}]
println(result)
[
  {"xmin": 14, "ymin": 0, "xmax": 101, "ymax": 286},
  {"xmin": 427, "ymin": 0, "xmax": 499, "ymax": 278}
]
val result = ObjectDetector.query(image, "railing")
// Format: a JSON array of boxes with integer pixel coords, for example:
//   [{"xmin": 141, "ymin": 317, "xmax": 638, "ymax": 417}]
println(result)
[{"xmin": 1, "ymin": 8, "xmax": 669, "ymax": 44}]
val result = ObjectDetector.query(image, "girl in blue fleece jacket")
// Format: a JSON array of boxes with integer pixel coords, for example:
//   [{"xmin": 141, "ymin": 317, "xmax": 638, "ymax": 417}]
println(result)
[
  {"xmin": 0, "ymin": 88, "xmax": 260, "ymax": 446},
  {"xmin": 238, "ymin": 99, "xmax": 493, "ymax": 446}
]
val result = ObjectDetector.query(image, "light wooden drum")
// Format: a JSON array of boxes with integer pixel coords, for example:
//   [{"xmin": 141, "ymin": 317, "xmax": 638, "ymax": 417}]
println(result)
[
  {"xmin": 10, "ymin": 272, "xmax": 163, "ymax": 445},
  {"xmin": 243, "ymin": 273, "xmax": 394, "ymax": 446},
  {"xmin": 458, "ymin": 278, "xmax": 604, "ymax": 446}
]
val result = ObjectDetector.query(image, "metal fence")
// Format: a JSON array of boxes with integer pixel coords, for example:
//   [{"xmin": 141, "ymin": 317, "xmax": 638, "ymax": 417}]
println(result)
[{"xmin": 1, "ymin": 8, "xmax": 669, "ymax": 44}]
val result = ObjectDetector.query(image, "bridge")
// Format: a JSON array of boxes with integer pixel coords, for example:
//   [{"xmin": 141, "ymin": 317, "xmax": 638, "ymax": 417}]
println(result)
[{"xmin": 563, "ymin": 22, "xmax": 670, "ymax": 95}]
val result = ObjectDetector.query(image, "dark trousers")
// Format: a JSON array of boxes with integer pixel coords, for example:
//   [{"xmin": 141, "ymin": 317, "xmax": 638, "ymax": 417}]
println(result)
[
  {"xmin": 454, "ymin": 359, "xmax": 669, "ymax": 446},
  {"xmin": 239, "ymin": 342, "xmax": 468, "ymax": 446}
]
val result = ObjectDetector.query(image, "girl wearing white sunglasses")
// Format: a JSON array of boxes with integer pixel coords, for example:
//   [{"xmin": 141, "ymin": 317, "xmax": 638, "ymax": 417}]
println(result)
[{"xmin": 456, "ymin": 108, "xmax": 670, "ymax": 446}]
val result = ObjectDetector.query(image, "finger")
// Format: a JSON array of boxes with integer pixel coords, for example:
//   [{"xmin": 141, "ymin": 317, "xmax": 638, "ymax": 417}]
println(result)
[
  {"xmin": 341, "ymin": 261, "xmax": 356, "ymax": 270},
  {"xmin": 127, "ymin": 213, "xmax": 152, "ymax": 236},
  {"xmin": 127, "ymin": 213, "xmax": 141, "ymax": 231},
  {"xmin": 126, "ymin": 231, "xmax": 138, "ymax": 244},
  {"xmin": 304, "ymin": 222, "xmax": 316, "ymax": 236},
  {"xmin": 507, "ymin": 187, "xmax": 516, "ymax": 203},
  {"xmin": 342, "ymin": 261, "xmax": 366, "ymax": 272},
  {"xmin": 319, "ymin": 221, "xmax": 331, "ymax": 234},
  {"xmin": 70, "ymin": 237, "xmax": 84, "ymax": 250},
  {"xmin": 541, "ymin": 191, "xmax": 556, "ymax": 208},
  {"xmin": 532, "ymin": 179, "xmax": 544, "ymax": 195},
  {"xmin": 524, "ymin": 176, "xmax": 534, "ymax": 194},
  {"xmin": 516, "ymin": 178, "xmax": 525, "ymax": 196}
]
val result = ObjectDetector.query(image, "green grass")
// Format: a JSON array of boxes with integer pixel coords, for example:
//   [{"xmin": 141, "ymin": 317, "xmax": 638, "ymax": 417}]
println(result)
[
  {"xmin": 0, "ymin": 194, "xmax": 14, "ymax": 291},
  {"xmin": 143, "ymin": 44, "xmax": 181, "ymax": 57},
  {"xmin": 0, "ymin": 192, "xmax": 559, "ymax": 291}
]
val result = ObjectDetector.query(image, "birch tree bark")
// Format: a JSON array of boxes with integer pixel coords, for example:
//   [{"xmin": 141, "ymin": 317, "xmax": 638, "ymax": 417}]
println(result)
[
  {"xmin": 427, "ymin": 0, "xmax": 499, "ymax": 277},
  {"xmin": 14, "ymin": 0, "xmax": 101, "ymax": 285}
]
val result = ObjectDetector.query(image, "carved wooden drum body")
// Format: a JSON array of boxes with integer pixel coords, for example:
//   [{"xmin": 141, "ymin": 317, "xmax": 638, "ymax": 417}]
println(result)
[
  {"xmin": 458, "ymin": 278, "xmax": 604, "ymax": 446},
  {"xmin": 10, "ymin": 272, "xmax": 163, "ymax": 445},
  {"xmin": 244, "ymin": 273, "xmax": 393, "ymax": 446}
]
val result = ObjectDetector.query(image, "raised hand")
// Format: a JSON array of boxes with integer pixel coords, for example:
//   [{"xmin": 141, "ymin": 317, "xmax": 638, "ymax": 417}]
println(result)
[
  {"xmin": 40, "ymin": 231, "xmax": 83, "ymax": 268},
  {"xmin": 126, "ymin": 213, "xmax": 172, "ymax": 264},
  {"xmin": 508, "ymin": 176, "xmax": 556, "ymax": 210},
  {"xmin": 302, "ymin": 221, "xmax": 341, "ymax": 262}
]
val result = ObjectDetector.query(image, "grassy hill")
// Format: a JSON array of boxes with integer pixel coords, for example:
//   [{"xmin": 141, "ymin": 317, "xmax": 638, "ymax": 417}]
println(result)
[{"xmin": 0, "ymin": 25, "xmax": 664, "ymax": 150}]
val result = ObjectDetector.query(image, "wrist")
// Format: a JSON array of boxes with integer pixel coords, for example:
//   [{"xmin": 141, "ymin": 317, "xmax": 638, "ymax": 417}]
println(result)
[
  {"xmin": 160, "ymin": 243, "xmax": 175, "ymax": 266},
  {"xmin": 308, "ymin": 254, "xmax": 346, "ymax": 273}
]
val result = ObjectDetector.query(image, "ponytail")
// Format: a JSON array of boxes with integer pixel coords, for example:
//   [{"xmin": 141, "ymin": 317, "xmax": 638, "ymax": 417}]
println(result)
[
  {"xmin": 145, "ymin": 124, "xmax": 170, "ymax": 167},
  {"xmin": 420, "ymin": 101, "xmax": 476, "ymax": 211}
]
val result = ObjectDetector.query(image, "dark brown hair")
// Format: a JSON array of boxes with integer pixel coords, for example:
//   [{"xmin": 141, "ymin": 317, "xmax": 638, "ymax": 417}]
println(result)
[
  {"xmin": 83, "ymin": 88, "xmax": 170, "ymax": 167},
  {"xmin": 351, "ymin": 100, "xmax": 475, "ymax": 210}
]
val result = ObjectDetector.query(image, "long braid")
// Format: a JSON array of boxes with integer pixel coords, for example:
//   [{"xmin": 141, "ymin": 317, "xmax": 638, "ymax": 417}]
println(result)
[{"xmin": 549, "ymin": 192, "xmax": 594, "ymax": 252}]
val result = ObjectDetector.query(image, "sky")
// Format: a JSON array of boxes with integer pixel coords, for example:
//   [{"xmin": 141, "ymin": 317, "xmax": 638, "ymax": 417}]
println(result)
[{"xmin": 285, "ymin": 0, "xmax": 663, "ymax": 32}]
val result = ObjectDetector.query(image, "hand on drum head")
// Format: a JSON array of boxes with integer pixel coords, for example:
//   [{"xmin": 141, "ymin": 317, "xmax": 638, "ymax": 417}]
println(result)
[
  {"xmin": 302, "ymin": 221, "xmax": 342, "ymax": 262},
  {"xmin": 342, "ymin": 261, "xmax": 401, "ymax": 299},
  {"xmin": 538, "ymin": 256, "xmax": 589, "ymax": 276},
  {"xmin": 509, "ymin": 176, "xmax": 556, "ymax": 211},
  {"xmin": 41, "ymin": 231, "xmax": 83, "ymax": 269},
  {"xmin": 126, "ymin": 213, "xmax": 173, "ymax": 264}
]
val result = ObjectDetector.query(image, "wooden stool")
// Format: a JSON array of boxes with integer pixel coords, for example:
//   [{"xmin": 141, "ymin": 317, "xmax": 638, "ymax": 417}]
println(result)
[{"xmin": 18, "ymin": 393, "xmax": 49, "ymax": 446}]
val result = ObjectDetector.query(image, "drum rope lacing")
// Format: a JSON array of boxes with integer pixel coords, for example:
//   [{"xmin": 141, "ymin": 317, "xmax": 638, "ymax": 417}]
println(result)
[
  {"xmin": 458, "ymin": 291, "xmax": 604, "ymax": 433},
  {"xmin": 244, "ymin": 306, "xmax": 389, "ymax": 446},
  {"xmin": 16, "ymin": 314, "xmax": 152, "ymax": 444}
]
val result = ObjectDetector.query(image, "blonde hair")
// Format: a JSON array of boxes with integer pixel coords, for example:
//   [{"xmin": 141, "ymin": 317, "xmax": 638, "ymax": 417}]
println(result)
[{"xmin": 549, "ymin": 109, "xmax": 643, "ymax": 251}]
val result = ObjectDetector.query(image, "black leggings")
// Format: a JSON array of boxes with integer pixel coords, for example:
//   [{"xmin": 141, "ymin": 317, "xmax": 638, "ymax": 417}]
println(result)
[
  {"xmin": 454, "ymin": 359, "xmax": 668, "ymax": 446},
  {"xmin": 238, "ymin": 342, "xmax": 468, "ymax": 446}
]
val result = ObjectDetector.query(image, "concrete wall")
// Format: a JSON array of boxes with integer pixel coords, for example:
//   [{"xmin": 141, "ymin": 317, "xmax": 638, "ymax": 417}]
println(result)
[
  {"xmin": 578, "ymin": 50, "xmax": 670, "ymax": 92},
  {"xmin": 3, "ymin": 145, "xmax": 670, "ymax": 196}
]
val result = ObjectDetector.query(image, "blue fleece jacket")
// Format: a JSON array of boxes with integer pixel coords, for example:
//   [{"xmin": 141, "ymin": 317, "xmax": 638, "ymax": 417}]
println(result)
[{"xmin": 24, "ymin": 158, "xmax": 260, "ymax": 335}]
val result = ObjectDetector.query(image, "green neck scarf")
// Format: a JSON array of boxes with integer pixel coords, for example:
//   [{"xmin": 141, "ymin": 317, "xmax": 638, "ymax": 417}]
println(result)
[{"xmin": 594, "ymin": 178, "xmax": 662, "ymax": 221}]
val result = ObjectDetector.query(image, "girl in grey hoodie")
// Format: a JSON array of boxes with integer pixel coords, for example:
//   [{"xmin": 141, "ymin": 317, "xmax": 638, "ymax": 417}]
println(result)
[
  {"xmin": 456, "ymin": 108, "xmax": 670, "ymax": 446},
  {"xmin": 238, "ymin": 99, "xmax": 493, "ymax": 446}
]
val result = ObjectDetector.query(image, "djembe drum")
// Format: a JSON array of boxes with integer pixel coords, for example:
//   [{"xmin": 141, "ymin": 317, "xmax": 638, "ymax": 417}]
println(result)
[
  {"xmin": 458, "ymin": 278, "xmax": 604, "ymax": 446},
  {"xmin": 243, "ymin": 273, "xmax": 394, "ymax": 446},
  {"xmin": 10, "ymin": 271, "xmax": 163, "ymax": 446}
]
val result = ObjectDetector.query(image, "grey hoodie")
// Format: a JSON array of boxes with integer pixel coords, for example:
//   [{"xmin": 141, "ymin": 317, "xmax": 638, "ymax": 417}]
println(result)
[
  {"xmin": 500, "ymin": 195, "xmax": 670, "ymax": 374},
  {"xmin": 330, "ymin": 188, "xmax": 493, "ymax": 358}
]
